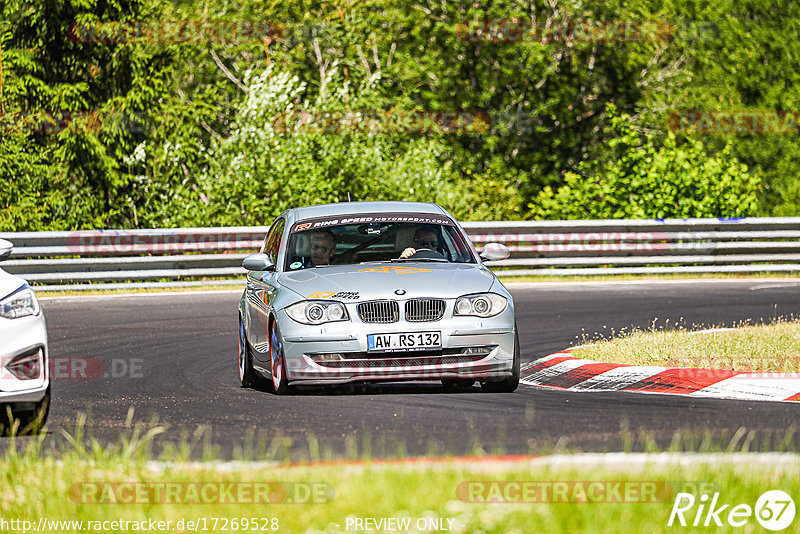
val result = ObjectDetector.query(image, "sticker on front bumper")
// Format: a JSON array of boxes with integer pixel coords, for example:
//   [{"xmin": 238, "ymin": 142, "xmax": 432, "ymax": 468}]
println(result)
[{"xmin": 367, "ymin": 332, "xmax": 441, "ymax": 352}]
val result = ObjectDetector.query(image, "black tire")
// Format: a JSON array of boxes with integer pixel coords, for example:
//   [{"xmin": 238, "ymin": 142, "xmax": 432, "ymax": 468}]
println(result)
[
  {"xmin": 269, "ymin": 321, "xmax": 291, "ymax": 395},
  {"xmin": 442, "ymin": 379, "xmax": 475, "ymax": 390},
  {"xmin": 238, "ymin": 317, "xmax": 259, "ymax": 388},
  {"xmin": 481, "ymin": 330, "xmax": 520, "ymax": 393},
  {"xmin": 3, "ymin": 384, "xmax": 50, "ymax": 435}
]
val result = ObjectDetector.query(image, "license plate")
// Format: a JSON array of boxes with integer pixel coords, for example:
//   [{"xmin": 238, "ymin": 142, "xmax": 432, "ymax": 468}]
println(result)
[{"xmin": 367, "ymin": 332, "xmax": 441, "ymax": 352}]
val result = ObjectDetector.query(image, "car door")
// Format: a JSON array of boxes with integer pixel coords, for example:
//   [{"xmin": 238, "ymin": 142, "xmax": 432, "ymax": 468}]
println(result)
[{"xmin": 245, "ymin": 217, "xmax": 285, "ymax": 362}]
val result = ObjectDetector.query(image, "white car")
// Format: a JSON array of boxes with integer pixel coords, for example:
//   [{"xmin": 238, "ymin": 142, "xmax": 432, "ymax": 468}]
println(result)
[{"xmin": 0, "ymin": 238, "xmax": 49, "ymax": 433}]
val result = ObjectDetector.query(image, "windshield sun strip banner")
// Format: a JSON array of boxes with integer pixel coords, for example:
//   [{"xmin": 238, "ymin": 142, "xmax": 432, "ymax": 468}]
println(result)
[{"xmin": 291, "ymin": 213, "xmax": 454, "ymax": 233}]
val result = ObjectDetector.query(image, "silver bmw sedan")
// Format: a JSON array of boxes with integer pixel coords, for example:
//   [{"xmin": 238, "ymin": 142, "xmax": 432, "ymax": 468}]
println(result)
[{"xmin": 238, "ymin": 201, "xmax": 518, "ymax": 394}]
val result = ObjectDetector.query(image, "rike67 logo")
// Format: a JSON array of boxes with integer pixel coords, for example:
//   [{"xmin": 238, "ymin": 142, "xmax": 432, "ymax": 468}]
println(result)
[{"xmin": 669, "ymin": 490, "xmax": 795, "ymax": 530}]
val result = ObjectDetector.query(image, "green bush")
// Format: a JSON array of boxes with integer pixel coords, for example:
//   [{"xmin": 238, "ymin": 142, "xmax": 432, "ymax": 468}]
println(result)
[{"xmin": 528, "ymin": 106, "xmax": 762, "ymax": 220}]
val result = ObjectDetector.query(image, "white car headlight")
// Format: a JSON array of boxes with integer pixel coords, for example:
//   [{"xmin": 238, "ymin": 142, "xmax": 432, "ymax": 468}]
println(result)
[
  {"xmin": 454, "ymin": 293, "xmax": 507, "ymax": 318},
  {"xmin": 285, "ymin": 300, "xmax": 349, "ymax": 325},
  {"xmin": 0, "ymin": 287, "xmax": 40, "ymax": 319}
]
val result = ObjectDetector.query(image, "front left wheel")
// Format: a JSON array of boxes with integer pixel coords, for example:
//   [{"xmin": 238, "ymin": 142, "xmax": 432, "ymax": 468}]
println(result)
[
  {"xmin": 481, "ymin": 330, "xmax": 520, "ymax": 393},
  {"xmin": 442, "ymin": 379, "xmax": 475, "ymax": 390},
  {"xmin": 2, "ymin": 385, "xmax": 50, "ymax": 435}
]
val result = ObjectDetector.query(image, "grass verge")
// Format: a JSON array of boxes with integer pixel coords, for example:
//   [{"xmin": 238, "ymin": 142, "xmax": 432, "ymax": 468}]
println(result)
[
  {"xmin": 3, "ymin": 432, "xmax": 800, "ymax": 533},
  {"xmin": 2, "ymin": 415, "xmax": 799, "ymax": 533},
  {"xmin": 571, "ymin": 320, "xmax": 800, "ymax": 372}
]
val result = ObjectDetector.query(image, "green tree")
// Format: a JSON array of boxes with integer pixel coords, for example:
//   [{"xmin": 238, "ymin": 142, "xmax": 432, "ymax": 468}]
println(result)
[
  {"xmin": 3, "ymin": 0, "xmax": 796, "ymax": 229},
  {"xmin": 0, "ymin": 0, "xmax": 178, "ymax": 230},
  {"xmin": 171, "ymin": 65, "xmax": 521, "ymax": 226},
  {"xmin": 0, "ymin": 134, "xmax": 66, "ymax": 230}
]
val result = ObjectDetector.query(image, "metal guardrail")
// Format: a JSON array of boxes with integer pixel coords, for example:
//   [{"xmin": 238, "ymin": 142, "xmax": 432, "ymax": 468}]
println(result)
[{"xmin": 2, "ymin": 218, "xmax": 800, "ymax": 290}]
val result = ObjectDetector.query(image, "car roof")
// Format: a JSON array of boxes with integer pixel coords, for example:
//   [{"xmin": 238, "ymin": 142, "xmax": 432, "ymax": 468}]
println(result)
[{"xmin": 288, "ymin": 201, "xmax": 448, "ymax": 221}]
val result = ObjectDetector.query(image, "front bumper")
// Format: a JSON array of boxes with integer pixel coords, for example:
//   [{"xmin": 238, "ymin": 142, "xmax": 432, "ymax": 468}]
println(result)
[
  {"xmin": 271, "ymin": 306, "xmax": 516, "ymax": 386},
  {"xmin": 0, "ymin": 312, "xmax": 50, "ymax": 406}
]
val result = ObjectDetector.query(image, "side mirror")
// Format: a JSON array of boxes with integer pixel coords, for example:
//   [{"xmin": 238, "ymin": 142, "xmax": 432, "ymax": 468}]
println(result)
[
  {"xmin": 0, "ymin": 238, "xmax": 12, "ymax": 262},
  {"xmin": 242, "ymin": 253, "xmax": 275, "ymax": 272},
  {"xmin": 480, "ymin": 242, "xmax": 510, "ymax": 262}
]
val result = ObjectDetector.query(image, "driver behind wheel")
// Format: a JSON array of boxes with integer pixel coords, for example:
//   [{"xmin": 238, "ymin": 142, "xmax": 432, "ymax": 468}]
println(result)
[
  {"xmin": 399, "ymin": 226, "xmax": 439, "ymax": 259},
  {"xmin": 310, "ymin": 229, "xmax": 337, "ymax": 266}
]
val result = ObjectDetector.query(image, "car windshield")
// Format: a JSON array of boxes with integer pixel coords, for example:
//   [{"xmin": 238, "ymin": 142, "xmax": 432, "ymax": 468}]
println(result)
[{"xmin": 284, "ymin": 214, "xmax": 476, "ymax": 270}]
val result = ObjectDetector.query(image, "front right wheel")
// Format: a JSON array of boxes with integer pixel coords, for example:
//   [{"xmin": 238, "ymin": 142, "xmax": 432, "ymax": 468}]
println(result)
[
  {"xmin": 270, "ymin": 322, "xmax": 291, "ymax": 395},
  {"xmin": 238, "ymin": 317, "xmax": 259, "ymax": 388},
  {"xmin": 481, "ymin": 330, "xmax": 520, "ymax": 393}
]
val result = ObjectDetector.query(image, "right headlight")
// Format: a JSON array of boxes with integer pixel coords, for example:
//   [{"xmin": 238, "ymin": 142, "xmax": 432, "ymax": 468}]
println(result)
[
  {"xmin": 285, "ymin": 300, "xmax": 350, "ymax": 325},
  {"xmin": 454, "ymin": 293, "xmax": 507, "ymax": 318},
  {"xmin": 0, "ymin": 287, "xmax": 40, "ymax": 319}
]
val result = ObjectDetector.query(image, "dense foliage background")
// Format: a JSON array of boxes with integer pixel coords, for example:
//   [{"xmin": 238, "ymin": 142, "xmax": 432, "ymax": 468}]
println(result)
[{"xmin": 0, "ymin": 0, "xmax": 794, "ymax": 230}]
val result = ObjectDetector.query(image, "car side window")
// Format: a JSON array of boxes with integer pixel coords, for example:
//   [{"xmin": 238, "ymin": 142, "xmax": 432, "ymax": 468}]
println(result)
[{"xmin": 264, "ymin": 218, "xmax": 285, "ymax": 265}]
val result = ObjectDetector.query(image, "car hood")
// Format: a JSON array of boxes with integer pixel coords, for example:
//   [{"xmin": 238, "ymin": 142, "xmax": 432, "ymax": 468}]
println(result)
[
  {"xmin": 0, "ymin": 268, "xmax": 26, "ymax": 300},
  {"xmin": 278, "ymin": 262, "xmax": 496, "ymax": 301}
]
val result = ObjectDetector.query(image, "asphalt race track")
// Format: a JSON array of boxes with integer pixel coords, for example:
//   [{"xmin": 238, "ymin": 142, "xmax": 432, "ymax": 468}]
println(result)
[{"xmin": 20, "ymin": 279, "xmax": 800, "ymax": 458}]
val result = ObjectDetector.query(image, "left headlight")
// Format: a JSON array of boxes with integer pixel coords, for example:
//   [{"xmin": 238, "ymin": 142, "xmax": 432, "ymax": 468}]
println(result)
[
  {"xmin": 454, "ymin": 293, "xmax": 507, "ymax": 318},
  {"xmin": 0, "ymin": 287, "xmax": 40, "ymax": 319},
  {"xmin": 285, "ymin": 300, "xmax": 350, "ymax": 325}
]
